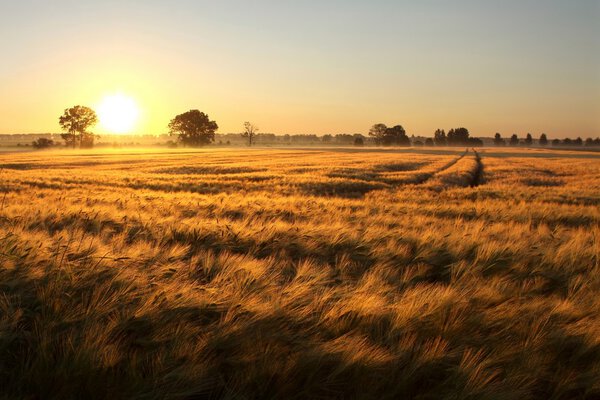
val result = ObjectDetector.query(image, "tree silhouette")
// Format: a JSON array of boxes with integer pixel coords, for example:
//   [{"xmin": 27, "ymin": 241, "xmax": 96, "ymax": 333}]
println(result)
[
  {"xmin": 539, "ymin": 133, "xmax": 548, "ymax": 146},
  {"xmin": 425, "ymin": 138, "xmax": 434, "ymax": 146},
  {"xmin": 509, "ymin": 134, "xmax": 519, "ymax": 146},
  {"xmin": 447, "ymin": 128, "xmax": 470, "ymax": 146},
  {"xmin": 242, "ymin": 122, "xmax": 259, "ymax": 146},
  {"xmin": 58, "ymin": 105, "xmax": 98, "ymax": 148},
  {"xmin": 434, "ymin": 129, "xmax": 447, "ymax": 146},
  {"xmin": 368, "ymin": 123, "xmax": 388, "ymax": 145},
  {"xmin": 552, "ymin": 139, "xmax": 561, "ymax": 146},
  {"xmin": 494, "ymin": 133, "xmax": 505, "ymax": 146},
  {"xmin": 383, "ymin": 125, "xmax": 410, "ymax": 146},
  {"xmin": 574, "ymin": 137, "xmax": 583, "ymax": 146},
  {"xmin": 168, "ymin": 110, "xmax": 218, "ymax": 147},
  {"xmin": 524, "ymin": 133, "xmax": 533, "ymax": 146}
]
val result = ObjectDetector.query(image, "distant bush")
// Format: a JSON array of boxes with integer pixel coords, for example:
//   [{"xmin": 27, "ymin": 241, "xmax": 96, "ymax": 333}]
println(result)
[{"xmin": 32, "ymin": 138, "xmax": 54, "ymax": 149}]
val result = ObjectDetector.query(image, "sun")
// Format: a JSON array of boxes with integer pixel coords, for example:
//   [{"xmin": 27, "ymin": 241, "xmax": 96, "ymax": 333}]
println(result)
[{"xmin": 97, "ymin": 93, "xmax": 140, "ymax": 134}]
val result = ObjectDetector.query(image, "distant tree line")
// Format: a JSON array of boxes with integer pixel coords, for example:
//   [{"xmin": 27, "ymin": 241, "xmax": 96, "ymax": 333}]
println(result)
[
  {"xmin": 432, "ymin": 128, "xmax": 483, "ymax": 146},
  {"xmin": 33, "ymin": 105, "xmax": 599, "ymax": 150},
  {"xmin": 492, "ymin": 132, "xmax": 600, "ymax": 147}
]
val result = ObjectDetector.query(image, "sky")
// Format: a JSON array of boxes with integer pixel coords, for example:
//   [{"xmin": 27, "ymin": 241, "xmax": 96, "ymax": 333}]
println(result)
[{"xmin": 0, "ymin": 0, "xmax": 598, "ymax": 138}]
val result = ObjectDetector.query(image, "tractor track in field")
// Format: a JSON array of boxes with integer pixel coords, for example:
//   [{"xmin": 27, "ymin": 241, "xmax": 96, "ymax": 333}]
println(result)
[
  {"xmin": 412, "ymin": 150, "xmax": 468, "ymax": 185},
  {"xmin": 469, "ymin": 149, "xmax": 484, "ymax": 187}
]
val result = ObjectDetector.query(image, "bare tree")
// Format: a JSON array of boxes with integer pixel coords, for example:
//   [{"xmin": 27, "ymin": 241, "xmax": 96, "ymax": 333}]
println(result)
[{"xmin": 242, "ymin": 121, "xmax": 259, "ymax": 146}]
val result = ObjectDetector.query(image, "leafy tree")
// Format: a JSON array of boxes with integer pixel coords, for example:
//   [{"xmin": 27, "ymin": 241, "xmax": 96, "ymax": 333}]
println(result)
[
  {"xmin": 585, "ymin": 138, "xmax": 594, "ymax": 147},
  {"xmin": 32, "ymin": 138, "xmax": 54, "ymax": 149},
  {"xmin": 383, "ymin": 125, "xmax": 410, "ymax": 146},
  {"xmin": 552, "ymin": 139, "xmax": 561, "ymax": 146},
  {"xmin": 59, "ymin": 105, "xmax": 98, "ymax": 148},
  {"xmin": 168, "ymin": 110, "xmax": 218, "ymax": 147},
  {"xmin": 368, "ymin": 123, "xmax": 388, "ymax": 145},
  {"xmin": 322, "ymin": 134, "xmax": 333, "ymax": 143},
  {"xmin": 433, "ymin": 129, "xmax": 447, "ymax": 146},
  {"xmin": 494, "ymin": 133, "xmax": 505, "ymax": 146},
  {"xmin": 447, "ymin": 127, "xmax": 470, "ymax": 146},
  {"xmin": 334, "ymin": 134, "xmax": 354, "ymax": 144},
  {"xmin": 509, "ymin": 134, "xmax": 519, "ymax": 146},
  {"xmin": 242, "ymin": 121, "xmax": 259, "ymax": 146},
  {"xmin": 563, "ymin": 138, "xmax": 572, "ymax": 146},
  {"xmin": 524, "ymin": 133, "xmax": 533, "ymax": 146},
  {"xmin": 425, "ymin": 138, "xmax": 434, "ymax": 146},
  {"xmin": 574, "ymin": 137, "xmax": 583, "ymax": 146},
  {"xmin": 539, "ymin": 133, "xmax": 548, "ymax": 146},
  {"xmin": 353, "ymin": 136, "xmax": 364, "ymax": 146}
]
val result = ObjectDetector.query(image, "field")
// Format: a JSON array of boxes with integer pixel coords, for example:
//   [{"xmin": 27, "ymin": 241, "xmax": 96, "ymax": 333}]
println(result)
[{"xmin": 1, "ymin": 147, "xmax": 599, "ymax": 399}]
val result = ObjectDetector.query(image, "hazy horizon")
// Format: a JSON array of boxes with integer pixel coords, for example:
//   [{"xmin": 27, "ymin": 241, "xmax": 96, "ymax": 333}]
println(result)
[{"xmin": 1, "ymin": 0, "xmax": 598, "ymax": 138}]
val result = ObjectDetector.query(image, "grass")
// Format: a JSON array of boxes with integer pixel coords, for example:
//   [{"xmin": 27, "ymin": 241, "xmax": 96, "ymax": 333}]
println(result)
[{"xmin": 0, "ymin": 146, "xmax": 599, "ymax": 399}]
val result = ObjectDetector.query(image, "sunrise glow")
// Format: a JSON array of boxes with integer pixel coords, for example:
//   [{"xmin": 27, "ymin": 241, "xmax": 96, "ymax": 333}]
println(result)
[{"xmin": 97, "ymin": 93, "xmax": 140, "ymax": 134}]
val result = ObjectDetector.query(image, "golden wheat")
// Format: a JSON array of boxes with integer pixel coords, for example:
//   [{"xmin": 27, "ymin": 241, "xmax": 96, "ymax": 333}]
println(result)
[{"xmin": 0, "ymin": 147, "xmax": 599, "ymax": 399}]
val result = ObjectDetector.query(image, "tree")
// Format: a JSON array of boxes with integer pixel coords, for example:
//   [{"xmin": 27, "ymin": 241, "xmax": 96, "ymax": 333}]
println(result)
[
  {"xmin": 524, "ymin": 133, "xmax": 533, "ymax": 146},
  {"xmin": 552, "ymin": 139, "xmax": 561, "ymax": 146},
  {"xmin": 493, "ymin": 133, "xmax": 505, "ymax": 146},
  {"xmin": 59, "ymin": 105, "xmax": 98, "ymax": 148},
  {"xmin": 574, "ymin": 137, "xmax": 583, "ymax": 146},
  {"xmin": 32, "ymin": 138, "xmax": 54, "ymax": 149},
  {"xmin": 168, "ymin": 110, "xmax": 218, "ymax": 147},
  {"xmin": 353, "ymin": 136, "xmax": 364, "ymax": 146},
  {"xmin": 242, "ymin": 121, "xmax": 259, "ymax": 146},
  {"xmin": 433, "ymin": 129, "xmax": 447, "ymax": 146},
  {"xmin": 509, "ymin": 134, "xmax": 519, "ymax": 146},
  {"xmin": 447, "ymin": 127, "xmax": 470, "ymax": 146},
  {"xmin": 425, "ymin": 138, "xmax": 434, "ymax": 146},
  {"xmin": 368, "ymin": 123, "xmax": 388, "ymax": 145},
  {"xmin": 383, "ymin": 125, "xmax": 410, "ymax": 146},
  {"xmin": 322, "ymin": 134, "xmax": 333, "ymax": 143},
  {"xmin": 539, "ymin": 133, "xmax": 548, "ymax": 146},
  {"xmin": 563, "ymin": 138, "xmax": 572, "ymax": 146},
  {"xmin": 585, "ymin": 138, "xmax": 594, "ymax": 147}
]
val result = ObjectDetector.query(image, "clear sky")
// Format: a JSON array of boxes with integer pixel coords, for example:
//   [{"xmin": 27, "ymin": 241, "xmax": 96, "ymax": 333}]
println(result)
[{"xmin": 1, "ymin": 0, "xmax": 598, "ymax": 138}]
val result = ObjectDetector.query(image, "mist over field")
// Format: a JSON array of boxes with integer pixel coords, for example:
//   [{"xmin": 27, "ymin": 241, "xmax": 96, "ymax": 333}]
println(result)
[{"xmin": 1, "ymin": 0, "xmax": 599, "ymax": 398}]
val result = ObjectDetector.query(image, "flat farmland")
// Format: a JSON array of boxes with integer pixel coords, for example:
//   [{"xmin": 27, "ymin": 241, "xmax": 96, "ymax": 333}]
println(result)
[{"xmin": 1, "ymin": 147, "xmax": 599, "ymax": 399}]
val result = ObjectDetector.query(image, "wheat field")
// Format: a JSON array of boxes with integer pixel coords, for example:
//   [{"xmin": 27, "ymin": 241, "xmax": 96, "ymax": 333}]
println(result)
[{"xmin": 0, "ymin": 147, "xmax": 599, "ymax": 399}]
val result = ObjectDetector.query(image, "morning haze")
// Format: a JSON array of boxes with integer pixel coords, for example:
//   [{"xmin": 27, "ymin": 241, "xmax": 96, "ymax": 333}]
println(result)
[
  {"xmin": 1, "ymin": 0, "xmax": 598, "ymax": 137},
  {"xmin": 1, "ymin": 2, "xmax": 600, "ymax": 400}
]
